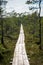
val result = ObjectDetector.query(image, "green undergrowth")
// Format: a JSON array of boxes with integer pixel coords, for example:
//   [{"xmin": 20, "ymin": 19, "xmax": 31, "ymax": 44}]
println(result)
[{"xmin": 0, "ymin": 12, "xmax": 43, "ymax": 65}]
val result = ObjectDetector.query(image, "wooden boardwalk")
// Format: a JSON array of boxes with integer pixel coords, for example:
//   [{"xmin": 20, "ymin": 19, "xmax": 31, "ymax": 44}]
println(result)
[{"xmin": 12, "ymin": 24, "xmax": 30, "ymax": 65}]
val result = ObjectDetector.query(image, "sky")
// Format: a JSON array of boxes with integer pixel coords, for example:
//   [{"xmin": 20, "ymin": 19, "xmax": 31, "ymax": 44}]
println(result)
[{"xmin": 6, "ymin": 0, "xmax": 43, "ymax": 16}]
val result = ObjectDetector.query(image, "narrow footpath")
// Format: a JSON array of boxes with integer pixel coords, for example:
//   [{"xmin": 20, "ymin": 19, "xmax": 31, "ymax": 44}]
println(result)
[{"xmin": 12, "ymin": 24, "xmax": 30, "ymax": 65}]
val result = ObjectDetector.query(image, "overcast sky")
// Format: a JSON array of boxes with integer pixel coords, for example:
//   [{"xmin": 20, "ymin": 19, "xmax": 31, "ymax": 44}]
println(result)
[{"xmin": 6, "ymin": 0, "xmax": 43, "ymax": 16}]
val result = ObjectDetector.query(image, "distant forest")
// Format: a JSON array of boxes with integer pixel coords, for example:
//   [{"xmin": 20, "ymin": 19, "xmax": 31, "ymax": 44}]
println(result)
[{"xmin": 0, "ymin": 11, "xmax": 43, "ymax": 65}]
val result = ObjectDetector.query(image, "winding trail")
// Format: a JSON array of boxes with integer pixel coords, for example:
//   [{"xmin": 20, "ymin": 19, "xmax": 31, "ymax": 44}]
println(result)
[{"xmin": 12, "ymin": 24, "xmax": 30, "ymax": 65}]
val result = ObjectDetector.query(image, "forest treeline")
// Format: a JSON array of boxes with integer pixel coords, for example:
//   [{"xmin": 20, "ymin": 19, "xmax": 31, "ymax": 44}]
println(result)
[{"xmin": 0, "ymin": 12, "xmax": 43, "ymax": 65}]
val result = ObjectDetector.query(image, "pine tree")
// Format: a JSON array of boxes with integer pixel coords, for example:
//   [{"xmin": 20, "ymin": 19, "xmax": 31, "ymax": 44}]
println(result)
[
  {"xmin": 26, "ymin": 0, "xmax": 42, "ymax": 49},
  {"xmin": 0, "ymin": 0, "xmax": 7, "ymax": 48}
]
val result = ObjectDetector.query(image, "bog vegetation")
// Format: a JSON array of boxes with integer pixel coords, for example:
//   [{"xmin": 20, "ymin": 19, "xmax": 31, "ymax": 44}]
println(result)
[{"xmin": 0, "ymin": 12, "xmax": 43, "ymax": 65}]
